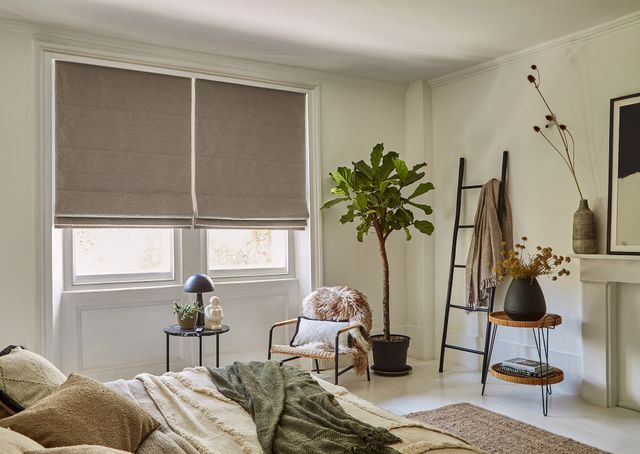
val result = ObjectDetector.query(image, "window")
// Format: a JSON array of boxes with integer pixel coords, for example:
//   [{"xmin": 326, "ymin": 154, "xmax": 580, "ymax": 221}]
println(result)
[
  {"xmin": 69, "ymin": 228, "xmax": 175, "ymax": 285},
  {"xmin": 207, "ymin": 229, "xmax": 289, "ymax": 277}
]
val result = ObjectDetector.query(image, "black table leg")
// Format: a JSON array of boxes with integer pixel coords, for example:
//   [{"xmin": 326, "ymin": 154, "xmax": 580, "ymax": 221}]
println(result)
[
  {"xmin": 199, "ymin": 336, "xmax": 203, "ymax": 367},
  {"xmin": 481, "ymin": 324, "xmax": 498, "ymax": 396},
  {"xmin": 166, "ymin": 333, "xmax": 170, "ymax": 372},
  {"xmin": 216, "ymin": 333, "xmax": 220, "ymax": 368}
]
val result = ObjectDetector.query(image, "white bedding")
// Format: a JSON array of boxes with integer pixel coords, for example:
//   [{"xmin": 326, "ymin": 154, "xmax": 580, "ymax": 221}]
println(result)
[{"xmin": 119, "ymin": 367, "xmax": 486, "ymax": 454}]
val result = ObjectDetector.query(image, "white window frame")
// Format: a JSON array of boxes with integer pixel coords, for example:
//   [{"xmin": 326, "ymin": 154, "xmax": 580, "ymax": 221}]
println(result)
[
  {"xmin": 206, "ymin": 230, "xmax": 295, "ymax": 280},
  {"xmin": 63, "ymin": 228, "xmax": 182, "ymax": 289}
]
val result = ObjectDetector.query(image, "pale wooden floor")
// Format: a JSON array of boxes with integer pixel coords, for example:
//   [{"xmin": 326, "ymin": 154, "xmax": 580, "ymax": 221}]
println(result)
[{"xmin": 315, "ymin": 357, "xmax": 640, "ymax": 454}]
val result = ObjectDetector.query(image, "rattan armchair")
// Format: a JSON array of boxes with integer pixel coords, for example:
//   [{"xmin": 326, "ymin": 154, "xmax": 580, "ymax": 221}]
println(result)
[{"xmin": 267, "ymin": 286, "xmax": 372, "ymax": 385}]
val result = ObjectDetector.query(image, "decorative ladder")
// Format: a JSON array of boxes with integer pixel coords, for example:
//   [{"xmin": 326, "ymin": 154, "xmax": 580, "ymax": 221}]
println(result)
[{"xmin": 438, "ymin": 150, "xmax": 508, "ymax": 384}]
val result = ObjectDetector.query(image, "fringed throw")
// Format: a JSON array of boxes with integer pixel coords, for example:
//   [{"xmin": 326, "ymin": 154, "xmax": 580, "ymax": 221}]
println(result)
[{"xmin": 465, "ymin": 179, "xmax": 513, "ymax": 309}]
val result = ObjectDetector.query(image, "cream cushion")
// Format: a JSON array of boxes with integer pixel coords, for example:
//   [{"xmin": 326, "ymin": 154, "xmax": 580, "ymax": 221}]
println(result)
[
  {"xmin": 0, "ymin": 347, "xmax": 66, "ymax": 410},
  {"xmin": 290, "ymin": 316, "xmax": 350, "ymax": 349},
  {"xmin": 0, "ymin": 427, "xmax": 44, "ymax": 453}
]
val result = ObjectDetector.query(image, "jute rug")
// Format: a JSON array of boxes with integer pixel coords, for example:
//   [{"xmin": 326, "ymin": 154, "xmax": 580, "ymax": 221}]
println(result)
[{"xmin": 406, "ymin": 403, "xmax": 609, "ymax": 454}]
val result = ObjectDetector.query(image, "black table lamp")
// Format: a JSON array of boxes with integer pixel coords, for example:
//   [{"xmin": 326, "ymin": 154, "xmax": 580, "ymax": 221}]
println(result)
[{"xmin": 183, "ymin": 273, "xmax": 214, "ymax": 327}]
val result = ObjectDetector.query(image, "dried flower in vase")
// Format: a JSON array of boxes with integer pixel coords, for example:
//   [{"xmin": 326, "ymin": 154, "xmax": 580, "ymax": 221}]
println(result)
[
  {"xmin": 527, "ymin": 65, "xmax": 584, "ymax": 201},
  {"xmin": 494, "ymin": 236, "xmax": 571, "ymax": 281}
]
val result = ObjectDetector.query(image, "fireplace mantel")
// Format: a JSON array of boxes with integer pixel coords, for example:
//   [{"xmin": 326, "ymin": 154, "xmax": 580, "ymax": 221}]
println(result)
[{"xmin": 577, "ymin": 254, "xmax": 640, "ymax": 407}]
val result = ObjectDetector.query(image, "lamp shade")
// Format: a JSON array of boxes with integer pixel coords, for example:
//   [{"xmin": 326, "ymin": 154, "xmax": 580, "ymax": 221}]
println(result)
[{"xmin": 183, "ymin": 274, "xmax": 214, "ymax": 293}]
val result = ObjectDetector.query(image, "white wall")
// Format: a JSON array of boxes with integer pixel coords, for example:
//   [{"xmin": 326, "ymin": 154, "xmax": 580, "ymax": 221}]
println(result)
[
  {"xmin": 0, "ymin": 24, "xmax": 410, "ymax": 375},
  {"xmin": 320, "ymin": 81, "xmax": 408, "ymax": 338},
  {"xmin": 404, "ymin": 81, "xmax": 435, "ymax": 359},
  {"xmin": 0, "ymin": 27, "xmax": 37, "ymax": 350},
  {"xmin": 430, "ymin": 20, "xmax": 640, "ymax": 394}
]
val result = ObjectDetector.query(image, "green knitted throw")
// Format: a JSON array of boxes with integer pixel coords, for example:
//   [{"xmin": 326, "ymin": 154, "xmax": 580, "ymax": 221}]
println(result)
[{"xmin": 208, "ymin": 361, "xmax": 400, "ymax": 454}]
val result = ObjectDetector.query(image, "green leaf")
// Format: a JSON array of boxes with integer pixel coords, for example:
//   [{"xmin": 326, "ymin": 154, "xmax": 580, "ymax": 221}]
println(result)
[
  {"xmin": 330, "ymin": 167, "xmax": 352, "ymax": 187},
  {"xmin": 393, "ymin": 158, "xmax": 409, "ymax": 182},
  {"xmin": 370, "ymin": 143, "xmax": 384, "ymax": 169},
  {"xmin": 404, "ymin": 227, "xmax": 412, "ymax": 241},
  {"xmin": 407, "ymin": 201, "xmax": 433, "ymax": 214},
  {"xmin": 330, "ymin": 180, "xmax": 349, "ymax": 196},
  {"xmin": 396, "ymin": 208, "xmax": 414, "ymax": 227},
  {"xmin": 340, "ymin": 212, "xmax": 356, "ymax": 224},
  {"xmin": 355, "ymin": 193, "xmax": 368, "ymax": 210},
  {"xmin": 402, "ymin": 171, "xmax": 424, "ymax": 187},
  {"xmin": 412, "ymin": 162, "xmax": 427, "ymax": 172},
  {"xmin": 414, "ymin": 220, "xmax": 435, "ymax": 235},
  {"xmin": 321, "ymin": 197, "xmax": 349, "ymax": 210},
  {"xmin": 379, "ymin": 151, "xmax": 399, "ymax": 180},
  {"xmin": 354, "ymin": 160, "xmax": 374, "ymax": 181},
  {"xmin": 409, "ymin": 182, "xmax": 435, "ymax": 199}
]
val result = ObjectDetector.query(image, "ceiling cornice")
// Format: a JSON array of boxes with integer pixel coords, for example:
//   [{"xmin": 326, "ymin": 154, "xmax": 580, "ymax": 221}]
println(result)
[
  {"xmin": 0, "ymin": 16, "xmax": 408, "ymax": 93},
  {"xmin": 428, "ymin": 9, "xmax": 640, "ymax": 88}
]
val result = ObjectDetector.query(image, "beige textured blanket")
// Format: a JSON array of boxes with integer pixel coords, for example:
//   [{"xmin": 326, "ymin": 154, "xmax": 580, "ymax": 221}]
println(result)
[
  {"xmin": 125, "ymin": 367, "xmax": 486, "ymax": 454},
  {"xmin": 465, "ymin": 178, "xmax": 512, "ymax": 309}
]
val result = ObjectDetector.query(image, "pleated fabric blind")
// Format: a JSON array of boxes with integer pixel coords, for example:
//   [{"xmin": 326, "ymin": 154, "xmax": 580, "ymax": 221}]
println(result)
[
  {"xmin": 54, "ymin": 62, "xmax": 193, "ymax": 227},
  {"xmin": 194, "ymin": 79, "xmax": 308, "ymax": 229}
]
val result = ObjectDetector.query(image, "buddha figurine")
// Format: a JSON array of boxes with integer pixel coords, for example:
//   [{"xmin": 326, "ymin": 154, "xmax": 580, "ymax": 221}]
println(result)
[{"xmin": 204, "ymin": 296, "xmax": 223, "ymax": 330}]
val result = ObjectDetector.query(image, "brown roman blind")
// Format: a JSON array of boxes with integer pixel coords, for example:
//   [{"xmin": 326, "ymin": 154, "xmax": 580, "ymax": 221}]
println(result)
[
  {"xmin": 194, "ymin": 79, "xmax": 308, "ymax": 229},
  {"xmin": 55, "ymin": 61, "xmax": 193, "ymax": 227}
]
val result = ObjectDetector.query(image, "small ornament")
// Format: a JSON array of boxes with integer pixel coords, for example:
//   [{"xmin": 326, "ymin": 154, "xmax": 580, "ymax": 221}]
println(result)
[{"xmin": 204, "ymin": 296, "xmax": 224, "ymax": 330}]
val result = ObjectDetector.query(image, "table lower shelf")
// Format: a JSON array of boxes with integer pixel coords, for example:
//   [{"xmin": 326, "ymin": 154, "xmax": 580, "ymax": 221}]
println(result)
[{"xmin": 490, "ymin": 363, "xmax": 564, "ymax": 385}]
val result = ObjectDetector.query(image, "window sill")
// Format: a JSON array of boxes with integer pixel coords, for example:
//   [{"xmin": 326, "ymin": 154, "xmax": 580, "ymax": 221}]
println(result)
[{"xmin": 61, "ymin": 276, "xmax": 298, "ymax": 295}]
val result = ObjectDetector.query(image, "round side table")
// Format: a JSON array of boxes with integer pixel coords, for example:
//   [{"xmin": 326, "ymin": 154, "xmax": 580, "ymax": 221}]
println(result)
[
  {"xmin": 482, "ymin": 312, "xmax": 562, "ymax": 416},
  {"xmin": 164, "ymin": 325, "xmax": 230, "ymax": 372}
]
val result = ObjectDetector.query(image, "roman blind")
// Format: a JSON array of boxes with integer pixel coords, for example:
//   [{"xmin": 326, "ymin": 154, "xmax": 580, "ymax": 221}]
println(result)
[
  {"xmin": 54, "ymin": 61, "xmax": 193, "ymax": 227},
  {"xmin": 194, "ymin": 79, "xmax": 308, "ymax": 229}
]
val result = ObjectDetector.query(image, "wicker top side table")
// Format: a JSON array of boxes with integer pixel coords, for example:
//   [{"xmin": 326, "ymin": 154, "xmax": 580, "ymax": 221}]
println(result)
[{"xmin": 482, "ymin": 312, "xmax": 562, "ymax": 416}]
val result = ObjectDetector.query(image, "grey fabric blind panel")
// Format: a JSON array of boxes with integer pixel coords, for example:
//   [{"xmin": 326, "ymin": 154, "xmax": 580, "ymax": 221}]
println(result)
[
  {"xmin": 194, "ymin": 79, "xmax": 308, "ymax": 229},
  {"xmin": 55, "ymin": 61, "xmax": 192, "ymax": 227}
]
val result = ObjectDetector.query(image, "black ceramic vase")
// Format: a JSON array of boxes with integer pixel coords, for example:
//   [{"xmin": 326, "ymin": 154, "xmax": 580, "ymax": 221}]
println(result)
[{"xmin": 504, "ymin": 277, "xmax": 547, "ymax": 321}]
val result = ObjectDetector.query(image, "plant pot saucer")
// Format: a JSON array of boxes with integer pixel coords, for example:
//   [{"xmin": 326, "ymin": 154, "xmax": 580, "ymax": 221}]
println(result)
[{"xmin": 370, "ymin": 365, "xmax": 412, "ymax": 376}]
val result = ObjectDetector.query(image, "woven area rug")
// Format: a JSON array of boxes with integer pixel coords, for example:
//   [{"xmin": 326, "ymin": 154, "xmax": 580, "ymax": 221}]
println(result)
[{"xmin": 406, "ymin": 403, "xmax": 609, "ymax": 454}]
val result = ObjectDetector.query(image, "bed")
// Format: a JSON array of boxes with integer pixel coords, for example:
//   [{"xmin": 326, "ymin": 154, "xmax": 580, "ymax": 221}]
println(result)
[
  {"xmin": 0, "ymin": 345, "xmax": 485, "ymax": 453},
  {"xmin": 105, "ymin": 366, "xmax": 485, "ymax": 454}
]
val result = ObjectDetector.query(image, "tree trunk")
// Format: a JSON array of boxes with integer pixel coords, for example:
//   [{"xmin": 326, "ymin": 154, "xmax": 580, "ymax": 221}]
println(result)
[{"xmin": 377, "ymin": 236, "xmax": 391, "ymax": 342}]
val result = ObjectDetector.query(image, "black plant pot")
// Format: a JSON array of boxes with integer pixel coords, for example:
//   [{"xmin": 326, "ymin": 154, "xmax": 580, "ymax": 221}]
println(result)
[
  {"xmin": 371, "ymin": 334, "xmax": 411, "ymax": 376},
  {"xmin": 504, "ymin": 277, "xmax": 547, "ymax": 321}
]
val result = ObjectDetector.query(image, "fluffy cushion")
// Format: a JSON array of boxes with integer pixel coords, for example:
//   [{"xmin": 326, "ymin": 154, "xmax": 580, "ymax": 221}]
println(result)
[
  {"xmin": 26, "ymin": 446, "xmax": 129, "ymax": 454},
  {"xmin": 0, "ymin": 374, "xmax": 159, "ymax": 452},
  {"xmin": 0, "ymin": 346, "xmax": 66, "ymax": 411},
  {"xmin": 0, "ymin": 427, "xmax": 44, "ymax": 454},
  {"xmin": 290, "ymin": 316, "xmax": 350, "ymax": 349}
]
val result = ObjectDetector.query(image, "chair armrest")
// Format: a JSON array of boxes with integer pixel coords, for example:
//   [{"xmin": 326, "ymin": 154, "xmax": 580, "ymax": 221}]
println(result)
[
  {"xmin": 272, "ymin": 318, "xmax": 298, "ymax": 328},
  {"xmin": 336, "ymin": 323, "xmax": 364, "ymax": 336}
]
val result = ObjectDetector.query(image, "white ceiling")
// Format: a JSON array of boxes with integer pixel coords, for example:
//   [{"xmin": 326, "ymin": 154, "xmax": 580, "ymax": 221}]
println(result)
[{"xmin": 1, "ymin": 0, "xmax": 639, "ymax": 83}]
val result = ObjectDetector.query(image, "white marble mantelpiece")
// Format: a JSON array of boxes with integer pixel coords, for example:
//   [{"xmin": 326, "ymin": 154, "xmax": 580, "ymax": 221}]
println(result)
[{"xmin": 577, "ymin": 254, "xmax": 640, "ymax": 407}]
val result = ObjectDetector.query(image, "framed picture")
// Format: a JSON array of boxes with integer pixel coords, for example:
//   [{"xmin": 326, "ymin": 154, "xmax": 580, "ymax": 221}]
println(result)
[{"xmin": 608, "ymin": 92, "xmax": 640, "ymax": 254}]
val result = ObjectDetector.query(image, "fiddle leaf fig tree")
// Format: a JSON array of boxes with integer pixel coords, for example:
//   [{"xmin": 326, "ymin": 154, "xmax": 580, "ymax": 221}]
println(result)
[{"xmin": 322, "ymin": 143, "xmax": 434, "ymax": 342}]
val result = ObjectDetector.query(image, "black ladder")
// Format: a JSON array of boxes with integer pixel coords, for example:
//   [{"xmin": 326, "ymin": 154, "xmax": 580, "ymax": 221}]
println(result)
[{"xmin": 438, "ymin": 150, "xmax": 508, "ymax": 383}]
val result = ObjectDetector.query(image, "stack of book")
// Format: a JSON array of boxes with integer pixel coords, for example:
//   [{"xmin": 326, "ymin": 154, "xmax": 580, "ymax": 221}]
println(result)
[{"xmin": 499, "ymin": 357, "xmax": 557, "ymax": 378}]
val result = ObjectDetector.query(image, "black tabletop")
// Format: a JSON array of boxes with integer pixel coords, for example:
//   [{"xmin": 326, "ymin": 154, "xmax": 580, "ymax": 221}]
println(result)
[{"xmin": 163, "ymin": 325, "xmax": 230, "ymax": 337}]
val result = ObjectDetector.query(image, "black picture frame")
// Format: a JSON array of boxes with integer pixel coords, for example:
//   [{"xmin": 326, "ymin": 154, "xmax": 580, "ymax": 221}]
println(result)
[{"xmin": 607, "ymin": 91, "xmax": 640, "ymax": 255}]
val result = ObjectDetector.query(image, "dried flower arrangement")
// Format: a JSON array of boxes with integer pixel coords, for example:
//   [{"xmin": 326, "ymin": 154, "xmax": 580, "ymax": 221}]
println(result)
[
  {"xmin": 527, "ymin": 65, "xmax": 584, "ymax": 200},
  {"xmin": 495, "ymin": 236, "xmax": 571, "ymax": 282}
]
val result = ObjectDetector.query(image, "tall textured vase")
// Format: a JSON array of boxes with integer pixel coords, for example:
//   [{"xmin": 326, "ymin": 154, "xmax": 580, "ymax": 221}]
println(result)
[{"xmin": 573, "ymin": 199, "xmax": 597, "ymax": 254}]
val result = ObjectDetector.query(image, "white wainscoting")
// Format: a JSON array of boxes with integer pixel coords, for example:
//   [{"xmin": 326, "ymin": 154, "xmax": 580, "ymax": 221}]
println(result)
[{"xmin": 60, "ymin": 279, "xmax": 300, "ymax": 382}]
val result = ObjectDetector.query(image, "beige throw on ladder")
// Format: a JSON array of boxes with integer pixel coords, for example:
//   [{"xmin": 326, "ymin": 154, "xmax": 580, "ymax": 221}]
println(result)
[{"xmin": 465, "ymin": 179, "xmax": 512, "ymax": 310}]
